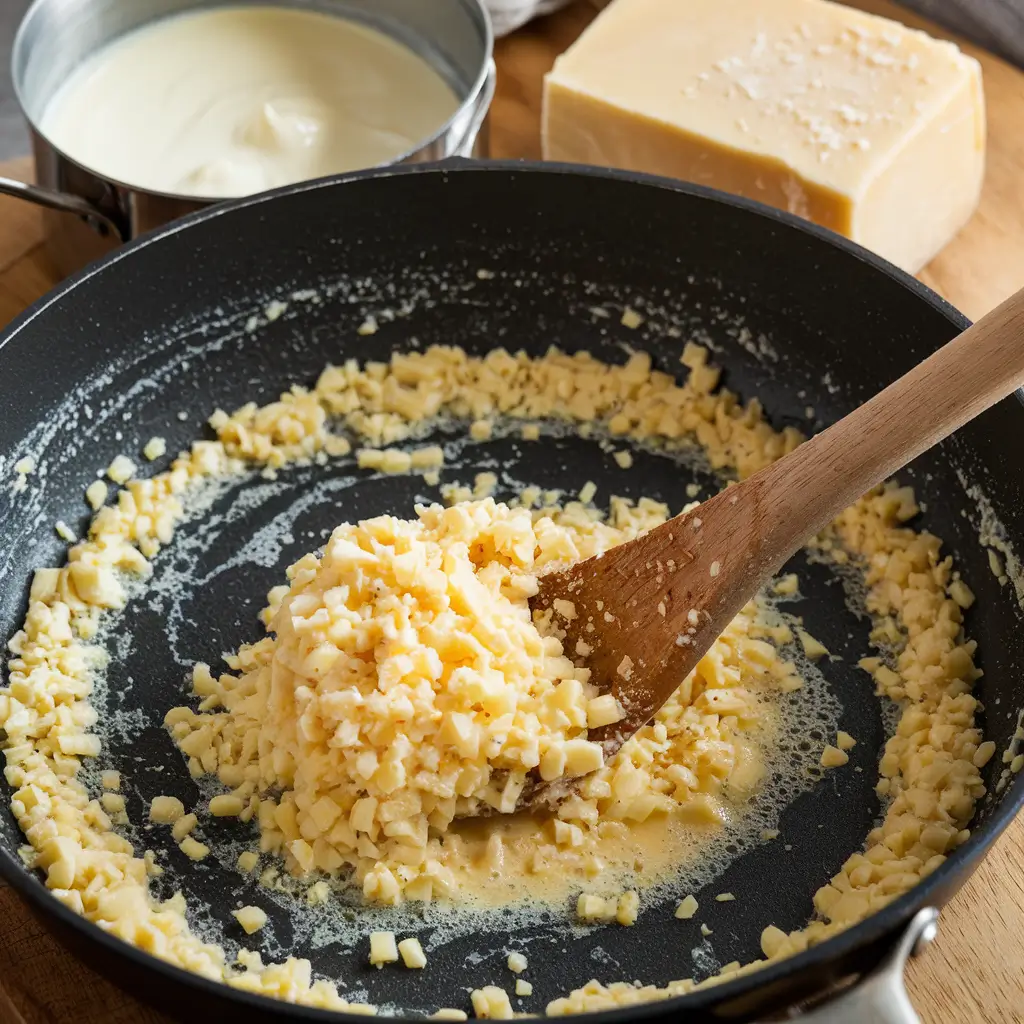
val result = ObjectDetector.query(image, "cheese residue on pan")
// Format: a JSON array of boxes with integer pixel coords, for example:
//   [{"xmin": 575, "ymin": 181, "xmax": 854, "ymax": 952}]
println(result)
[
  {"xmin": 1, "ymin": 339, "xmax": 987, "ymax": 1015},
  {"xmin": 547, "ymin": 485, "xmax": 987, "ymax": 1014}
]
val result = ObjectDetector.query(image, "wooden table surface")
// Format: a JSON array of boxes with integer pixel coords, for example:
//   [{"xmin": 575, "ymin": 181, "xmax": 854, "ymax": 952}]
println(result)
[{"xmin": 1, "ymin": 2, "xmax": 1023, "ymax": 1021}]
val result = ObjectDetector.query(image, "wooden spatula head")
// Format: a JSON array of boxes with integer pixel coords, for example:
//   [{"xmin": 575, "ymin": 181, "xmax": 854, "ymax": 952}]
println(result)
[{"xmin": 530, "ymin": 477, "xmax": 769, "ymax": 760}]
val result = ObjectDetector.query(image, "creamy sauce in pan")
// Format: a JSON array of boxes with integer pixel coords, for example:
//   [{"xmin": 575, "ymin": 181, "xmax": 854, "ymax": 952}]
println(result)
[
  {"xmin": 443, "ymin": 742, "xmax": 759, "ymax": 908},
  {"xmin": 40, "ymin": 6, "xmax": 461, "ymax": 198}
]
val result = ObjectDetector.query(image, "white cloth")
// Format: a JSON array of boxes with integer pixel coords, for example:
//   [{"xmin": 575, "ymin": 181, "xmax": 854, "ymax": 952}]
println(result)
[{"xmin": 484, "ymin": 0, "xmax": 573, "ymax": 36}]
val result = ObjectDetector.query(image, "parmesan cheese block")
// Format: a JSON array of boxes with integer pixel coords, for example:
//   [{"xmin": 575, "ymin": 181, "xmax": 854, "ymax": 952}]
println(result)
[{"xmin": 542, "ymin": 0, "xmax": 985, "ymax": 272}]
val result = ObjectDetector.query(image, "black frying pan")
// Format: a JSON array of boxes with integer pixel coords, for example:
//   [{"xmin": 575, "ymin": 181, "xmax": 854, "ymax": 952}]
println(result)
[{"xmin": 1, "ymin": 162, "xmax": 1022, "ymax": 1023}]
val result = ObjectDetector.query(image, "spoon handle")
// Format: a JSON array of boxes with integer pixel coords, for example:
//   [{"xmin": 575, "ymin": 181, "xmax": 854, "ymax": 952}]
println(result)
[{"xmin": 755, "ymin": 285, "xmax": 1024, "ymax": 565}]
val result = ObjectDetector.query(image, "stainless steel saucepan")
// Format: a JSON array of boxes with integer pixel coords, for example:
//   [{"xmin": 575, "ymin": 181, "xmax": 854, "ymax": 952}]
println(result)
[{"xmin": 0, "ymin": 0, "xmax": 495, "ymax": 277}]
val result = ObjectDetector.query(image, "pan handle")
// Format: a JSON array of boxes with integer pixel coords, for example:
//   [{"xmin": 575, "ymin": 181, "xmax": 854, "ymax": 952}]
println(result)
[
  {"xmin": 768, "ymin": 907, "xmax": 938, "ymax": 1023},
  {"xmin": 0, "ymin": 176, "xmax": 125, "ymax": 241},
  {"xmin": 450, "ymin": 59, "xmax": 496, "ymax": 158}
]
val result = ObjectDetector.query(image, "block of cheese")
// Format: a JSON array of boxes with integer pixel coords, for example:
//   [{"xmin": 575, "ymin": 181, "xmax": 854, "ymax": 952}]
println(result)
[{"xmin": 542, "ymin": 0, "xmax": 985, "ymax": 272}]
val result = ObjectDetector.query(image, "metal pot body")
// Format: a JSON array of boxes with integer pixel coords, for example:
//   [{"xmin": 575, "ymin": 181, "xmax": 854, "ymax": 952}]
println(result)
[{"xmin": 2, "ymin": 0, "xmax": 495, "ymax": 277}]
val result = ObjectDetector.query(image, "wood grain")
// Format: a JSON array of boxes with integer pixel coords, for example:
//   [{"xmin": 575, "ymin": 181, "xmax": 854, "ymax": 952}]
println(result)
[{"xmin": 1, "ymin": 2, "xmax": 1023, "ymax": 1021}]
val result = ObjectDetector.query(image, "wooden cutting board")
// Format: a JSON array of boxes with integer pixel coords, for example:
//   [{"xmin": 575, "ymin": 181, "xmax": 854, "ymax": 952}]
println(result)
[{"xmin": 1, "ymin": 2, "xmax": 1022, "ymax": 1021}]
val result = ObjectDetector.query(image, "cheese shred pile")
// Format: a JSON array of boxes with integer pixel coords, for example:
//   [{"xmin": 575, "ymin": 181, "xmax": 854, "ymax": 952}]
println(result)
[{"xmin": 168, "ymin": 494, "xmax": 802, "ymax": 905}]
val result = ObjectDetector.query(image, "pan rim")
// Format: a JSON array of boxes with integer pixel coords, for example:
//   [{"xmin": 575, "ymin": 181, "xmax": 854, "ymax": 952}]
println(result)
[{"xmin": 0, "ymin": 158, "xmax": 1022, "ymax": 1022}]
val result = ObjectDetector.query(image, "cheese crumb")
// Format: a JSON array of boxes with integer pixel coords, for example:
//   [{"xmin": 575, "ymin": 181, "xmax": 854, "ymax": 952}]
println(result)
[
  {"xmin": 760, "ymin": 924, "xmax": 789, "ymax": 959},
  {"xmin": 616, "ymin": 890, "xmax": 640, "ymax": 925},
  {"xmin": 149, "ymin": 795, "xmax": 185, "ymax": 824},
  {"xmin": 988, "ymin": 548, "xmax": 1006, "ymax": 581},
  {"xmin": 470, "ymin": 986, "xmax": 514, "ymax": 1019},
  {"xmin": 432, "ymin": 1011, "xmax": 468, "ymax": 1021},
  {"xmin": 100, "ymin": 770, "xmax": 121, "ymax": 790},
  {"xmin": 398, "ymin": 937, "xmax": 428, "ymax": 969},
  {"xmin": 369, "ymin": 931, "xmax": 399, "ymax": 967},
  {"xmin": 577, "ymin": 893, "xmax": 614, "ymax": 922},
  {"xmin": 949, "ymin": 579, "xmax": 975, "ymax": 608},
  {"xmin": 179, "ymin": 836, "xmax": 210, "ymax": 861},
  {"xmin": 100, "ymin": 792, "xmax": 125, "ymax": 814},
  {"xmin": 306, "ymin": 881, "xmax": 331, "ymax": 906},
  {"xmin": 473, "ymin": 472, "xmax": 497, "ymax": 498},
  {"xmin": 233, "ymin": 906, "xmax": 267, "ymax": 934},
  {"xmin": 613, "ymin": 450, "xmax": 634, "ymax": 469},
  {"xmin": 836, "ymin": 731, "xmax": 857, "ymax": 751},
  {"xmin": 507, "ymin": 952, "xmax": 528, "ymax": 973},
  {"xmin": 357, "ymin": 448, "xmax": 412, "ymax": 474},
  {"xmin": 587, "ymin": 694, "xmax": 625, "ymax": 729},
  {"xmin": 797, "ymin": 628, "xmax": 829, "ymax": 659},
  {"xmin": 515, "ymin": 980, "xmax": 533, "ymax": 997},
  {"xmin": 55, "ymin": 521, "xmax": 77, "ymax": 543},
  {"xmin": 470, "ymin": 419, "xmax": 493, "ymax": 441},
  {"xmin": 209, "ymin": 793, "xmax": 245, "ymax": 817},
  {"xmin": 715, "ymin": 892, "xmax": 735, "ymax": 902},
  {"xmin": 143, "ymin": 436, "xmax": 167, "ymax": 461},
  {"xmin": 106, "ymin": 455, "xmax": 135, "ymax": 484},
  {"xmin": 237, "ymin": 851, "xmax": 259, "ymax": 873},
  {"xmin": 171, "ymin": 813, "xmax": 198, "ymax": 842},
  {"xmin": 821, "ymin": 744, "xmax": 849, "ymax": 768},
  {"xmin": 773, "ymin": 573, "xmax": 799, "ymax": 596},
  {"xmin": 410, "ymin": 446, "xmax": 445, "ymax": 471},
  {"xmin": 973, "ymin": 741, "xmax": 996, "ymax": 768},
  {"xmin": 675, "ymin": 895, "xmax": 699, "ymax": 919},
  {"xmin": 85, "ymin": 480, "xmax": 108, "ymax": 510},
  {"xmin": 620, "ymin": 307, "xmax": 644, "ymax": 329}
]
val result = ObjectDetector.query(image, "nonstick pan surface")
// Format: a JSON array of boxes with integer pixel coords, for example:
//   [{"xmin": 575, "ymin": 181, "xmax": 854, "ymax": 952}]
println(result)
[{"xmin": 0, "ymin": 162, "xmax": 1023, "ymax": 1023}]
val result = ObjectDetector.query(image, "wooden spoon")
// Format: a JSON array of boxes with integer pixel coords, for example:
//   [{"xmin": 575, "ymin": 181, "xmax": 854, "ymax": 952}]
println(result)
[{"xmin": 523, "ymin": 286, "xmax": 1024, "ymax": 805}]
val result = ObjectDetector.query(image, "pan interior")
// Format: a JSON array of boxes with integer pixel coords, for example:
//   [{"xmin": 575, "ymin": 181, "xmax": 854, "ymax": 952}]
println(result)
[{"xmin": 0, "ymin": 166, "xmax": 1022, "ymax": 1017}]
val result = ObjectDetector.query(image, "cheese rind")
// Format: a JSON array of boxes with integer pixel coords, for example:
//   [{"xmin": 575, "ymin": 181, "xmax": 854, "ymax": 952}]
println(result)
[{"xmin": 542, "ymin": 0, "xmax": 984, "ymax": 272}]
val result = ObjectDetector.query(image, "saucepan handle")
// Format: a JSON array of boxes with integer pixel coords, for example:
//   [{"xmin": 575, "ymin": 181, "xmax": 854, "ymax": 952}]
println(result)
[
  {"xmin": 762, "ymin": 907, "xmax": 939, "ymax": 1023},
  {"xmin": 0, "ymin": 176, "xmax": 125, "ymax": 241},
  {"xmin": 450, "ymin": 59, "xmax": 497, "ymax": 158}
]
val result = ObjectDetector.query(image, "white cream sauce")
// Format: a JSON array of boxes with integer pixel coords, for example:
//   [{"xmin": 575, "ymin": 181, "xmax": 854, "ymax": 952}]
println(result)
[{"xmin": 40, "ymin": 6, "xmax": 461, "ymax": 198}]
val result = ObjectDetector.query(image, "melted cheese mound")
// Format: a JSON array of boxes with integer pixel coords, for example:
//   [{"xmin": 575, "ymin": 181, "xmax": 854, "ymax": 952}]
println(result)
[
  {"xmin": 167, "ymin": 494, "xmax": 801, "ymax": 904},
  {"xmin": 169, "ymin": 500, "xmax": 613, "ymax": 903}
]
